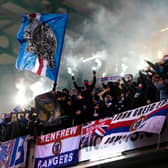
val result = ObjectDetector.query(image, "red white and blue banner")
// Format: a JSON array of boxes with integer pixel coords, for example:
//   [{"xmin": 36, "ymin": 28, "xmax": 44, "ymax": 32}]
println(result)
[
  {"xmin": 80, "ymin": 118, "xmax": 112, "ymax": 149},
  {"xmin": 34, "ymin": 125, "xmax": 82, "ymax": 168},
  {"xmin": 105, "ymin": 99, "xmax": 168, "ymax": 135},
  {"xmin": 99, "ymin": 74, "xmax": 133, "ymax": 82},
  {"xmin": 0, "ymin": 136, "xmax": 29, "ymax": 168},
  {"xmin": 79, "ymin": 99, "xmax": 168, "ymax": 161},
  {"xmin": 16, "ymin": 13, "xmax": 68, "ymax": 81}
]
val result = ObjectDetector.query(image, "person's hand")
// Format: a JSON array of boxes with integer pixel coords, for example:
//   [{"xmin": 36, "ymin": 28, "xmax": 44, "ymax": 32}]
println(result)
[
  {"xmin": 105, "ymin": 88, "xmax": 110, "ymax": 92},
  {"xmin": 93, "ymin": 70, "xmax": 96, "ymax": 75}
]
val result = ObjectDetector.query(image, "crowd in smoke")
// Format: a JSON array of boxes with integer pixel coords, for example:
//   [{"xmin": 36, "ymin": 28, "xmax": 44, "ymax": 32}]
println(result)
[
  {"xmin": 1, "ymin": 0, "xmax": 168, "ymax": 141},
  {"xmin": 61, "ymin": 0, "xmax": 168, "ymax": 81},
  {"xmin": 0, "ymin": 56, "xmax": 168, "ymax": 142},
  {"xmin": 2, "ymin": 0, "xmax": 168, "ymax": 113}
]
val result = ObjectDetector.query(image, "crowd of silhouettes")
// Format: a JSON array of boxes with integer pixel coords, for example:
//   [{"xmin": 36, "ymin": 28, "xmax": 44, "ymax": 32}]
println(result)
[{"xmin": 0, "ymin": 56, "xmax": 168, "ymax": 142}]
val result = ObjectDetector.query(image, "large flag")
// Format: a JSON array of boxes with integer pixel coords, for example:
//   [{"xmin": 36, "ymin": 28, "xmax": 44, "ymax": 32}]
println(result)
[
  {"xmin": 79, "ymin": 99, "xmax": 168, "ymax": 161},
  {"xmin": 34, "ymin": 125, "xmax": 82, "ymax": 168},
  {"xmin": 16, "ymin": 13, "xmax": 68, "ymax": 81},
  {"xmin": 105, "ymin": 99, "xmax": 168, "ymax": 136},
  {"xmin": 0, "ymin": 136, "xmax": 29, "ymax": 168}
]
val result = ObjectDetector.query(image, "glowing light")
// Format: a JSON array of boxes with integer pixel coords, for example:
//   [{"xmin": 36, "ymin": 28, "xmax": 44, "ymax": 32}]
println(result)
[
  {"xmin": 121, "ymin": 64, "xmax": 128, "ymax": 72},
  {"xmin": 82, "ymin": 55, "xmax": 102, "ymax": 62},
  {"xmin": 136, "ymin": 61, "xmax": 148, "ymax": 71},
  {"xmin": 82, "ymin": 50, "xmax": 106, "ymax": 63},
  {"xmin": 15, "ymin": 79, "xmax": 28, "ymax": 107},
  {"xmin": 160, "ymin": 27, "xmax": 168, "ymax": 32},
  {"xmin": 15, "ymin": 79, "xmax": 25, "ymax": 92},
  {"xmin": 102, "ymin": 72, "xmax": 106, "ymax": 77},
  {"xmin": 120, "ymin": 72, "xmax": 125, "ymax": 77},
  {"xmin": 92, "ymin": 66, "xmax": 96, "ymax": 71},
  {"xmin": 30, "ymin": 81, "xmax": 43, "ymax": 98},
  {"xmin": 15, "ymin": 93, "xmax": 27, "ymax": 106},
  {"xmin": 80, "ymin": 57, "xmax": 84, "ymax": 61},
  {"xmin": 157, "ymin": 50, "xmax": 163, "ymax": 59},
  {"xmin": 120, "ymin": 64, "xmax": 128, "ymax": 77},
  {"xmin": 67, "ymin": 67, "xmax": 73, "ymax": 75}
]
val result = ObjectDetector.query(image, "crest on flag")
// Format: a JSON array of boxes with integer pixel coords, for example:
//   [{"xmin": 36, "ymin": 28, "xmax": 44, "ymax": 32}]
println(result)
[
  {"xmin": 24, "ymin": 15, "xmax": 56, "ymax": 69},
  {"xmin": 16, "ymin": 13, "xmax": 68, "ymax": 81},
  {"xmin": 52, "ymin": 140, "xmax": 62, "ymax": 155}
]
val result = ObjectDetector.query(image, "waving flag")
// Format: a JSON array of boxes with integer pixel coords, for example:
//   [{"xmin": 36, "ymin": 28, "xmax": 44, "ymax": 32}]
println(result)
[
  {"xmin": 34, "ymin": 125, "xmax": 82, "ymax": 168},
  {"xmin": 16, "ymin": 13, "xmax": 68, "ymax": 81},
  {"xmin": 0, "ymin": 136, "xmax": 29, "ymax": 168},
  {"xmin": 105, "ymin": 99, "xmax": 168, "ymax": 136},
  {"xmin": 79, "ymin": 100, "xmax": 168, "ymax": 162}
]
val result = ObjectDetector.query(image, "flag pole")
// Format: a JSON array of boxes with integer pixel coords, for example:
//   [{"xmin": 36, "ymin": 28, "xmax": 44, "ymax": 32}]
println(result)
[{"xmin": 52, "ymin": 81, "xmax": 57, "ymax": 91}]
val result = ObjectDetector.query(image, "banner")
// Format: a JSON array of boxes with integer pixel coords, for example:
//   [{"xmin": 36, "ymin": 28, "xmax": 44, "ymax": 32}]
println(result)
[
  {"xmin": 99, "ymin": 74, "xmax": 133, "ymax": 82},
  {"xmin": 34, "ymin": 125, "xmax": 82, "ymax": 168},
  {"xmin": 79, "ymin": 99, "xmax": 168, "ymax": 161},
  {"xmin": 0, "ymin": 136, "xmax": 29, "ymax": 168},
  {"xmin": 35, "ymin": 92, "xmax": 56, "ymax": 121},
  {"xmin": 80, "ymin": 118, "xmax": 112, "ymax": 149},
  {"xmin": 16, "ymin": 13, "xmax": 68, "ymax": 81},
  {"xmin": 105, "ymin": 99, "xmax": 168, "ymax": 135}
]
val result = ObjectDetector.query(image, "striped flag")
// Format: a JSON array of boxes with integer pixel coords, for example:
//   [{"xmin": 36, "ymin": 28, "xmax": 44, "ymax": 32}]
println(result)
[
  {"xmin": 16, "ymin": 13, "xmax": 68, "ymax": 81},
  {"xmin": 34, "ymin": 125, "xmax": 82, "ymax": 168},
  {"xmin": 0, "ymin": 136, "xmax": 29, "ymax": 168}
]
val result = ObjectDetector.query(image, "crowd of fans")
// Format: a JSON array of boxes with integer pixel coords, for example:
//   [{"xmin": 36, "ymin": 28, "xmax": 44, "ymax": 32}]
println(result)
[{"xmin": 0, "ymin": 57, "xmax": 168, "ymax": 142}]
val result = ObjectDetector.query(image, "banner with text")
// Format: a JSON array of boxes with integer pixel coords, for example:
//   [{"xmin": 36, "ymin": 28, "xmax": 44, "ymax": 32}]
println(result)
[
  {"xmin": 79, "ymin": 99, "xmax": 168, "ymax": 161},
  {"xmin": 34, "ymin": 125, "xmax": 82, "ymax": 168},
  {"xmin": 0, "ymin": 136, "xmax": 29, "ymax": 168}
]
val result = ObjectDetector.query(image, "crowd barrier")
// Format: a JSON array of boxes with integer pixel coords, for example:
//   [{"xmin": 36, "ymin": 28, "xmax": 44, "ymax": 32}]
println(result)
[{"xmin": 0, "ymin": 99, "xmax": 168, "ymax": 168}]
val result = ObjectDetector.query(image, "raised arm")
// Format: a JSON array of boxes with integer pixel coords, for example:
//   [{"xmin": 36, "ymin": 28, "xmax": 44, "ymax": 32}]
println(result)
[{"xmin": 72, "ymin": 75, "xmax": 82, "ymax": 92}]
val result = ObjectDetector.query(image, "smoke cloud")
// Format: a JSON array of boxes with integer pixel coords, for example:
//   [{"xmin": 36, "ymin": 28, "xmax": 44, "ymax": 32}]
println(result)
[
  {"xmin": 2, "ymin": 0, "xmax": 168, "ymax": 113},
  {"xmin": 60, "ymin": 0, "xmax": 168, "ymax": 84}
]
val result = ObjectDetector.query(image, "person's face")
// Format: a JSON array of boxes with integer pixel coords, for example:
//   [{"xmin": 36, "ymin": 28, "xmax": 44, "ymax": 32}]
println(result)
[{"xmin": 152, "ymin": 74, "xmax": 159, "ymax": 82}]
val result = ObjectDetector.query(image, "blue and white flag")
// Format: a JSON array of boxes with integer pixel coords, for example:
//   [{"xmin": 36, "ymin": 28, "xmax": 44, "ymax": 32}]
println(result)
[
  {"xmin": 16, "ymin": 13, "xmax": 68, "ymax": 81},
  {"xmin": 0, "ymin": 136, "xmax": 29, "ymax": 168}
]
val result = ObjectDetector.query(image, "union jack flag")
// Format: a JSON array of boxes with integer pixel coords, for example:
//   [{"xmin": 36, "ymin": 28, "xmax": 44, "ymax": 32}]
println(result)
[{"xmin": 80, "ymin": 118, "xmax": 111, "ymax": 147}]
